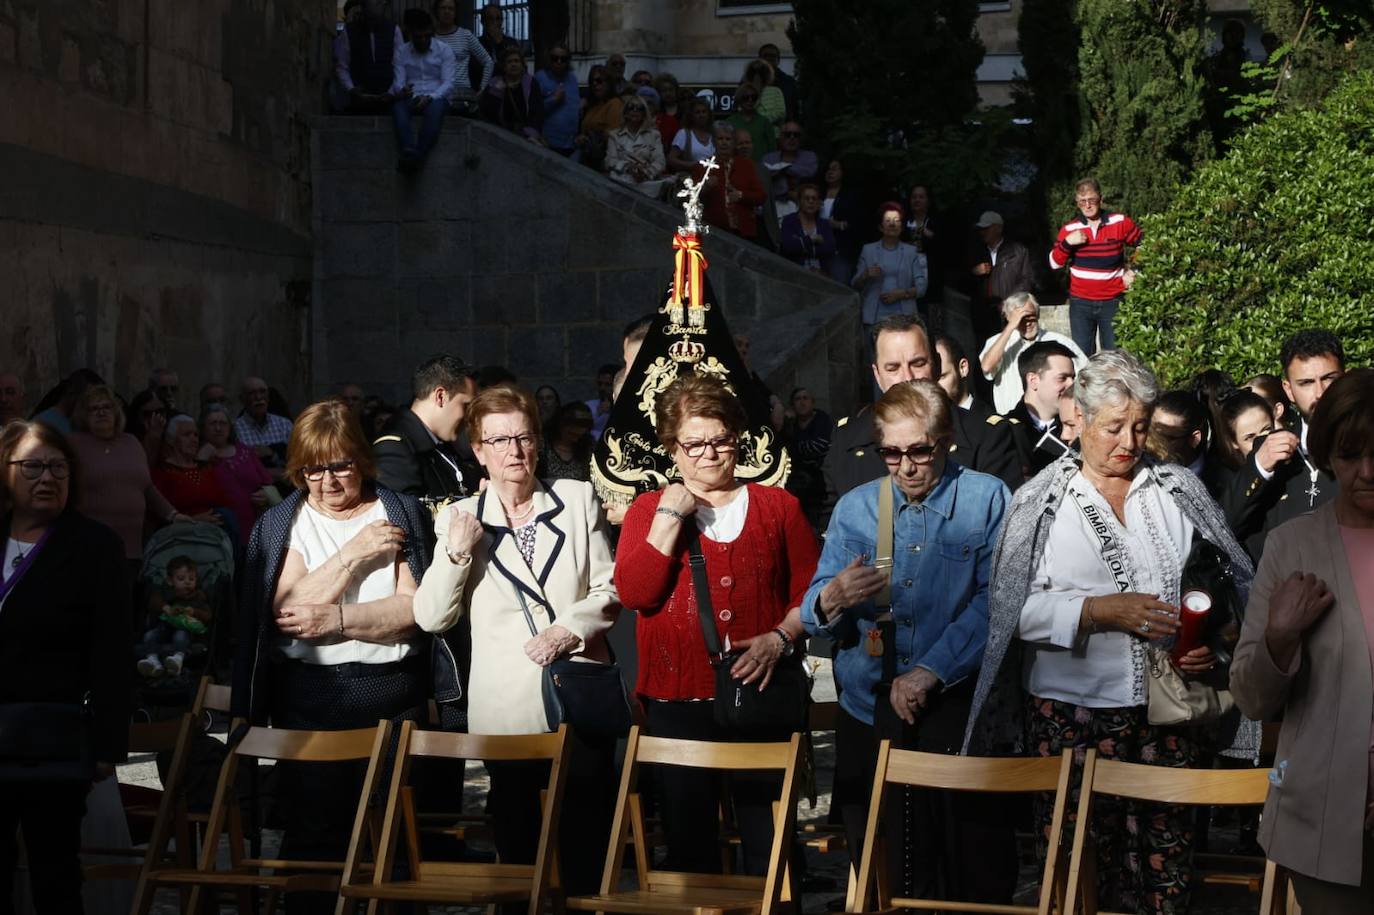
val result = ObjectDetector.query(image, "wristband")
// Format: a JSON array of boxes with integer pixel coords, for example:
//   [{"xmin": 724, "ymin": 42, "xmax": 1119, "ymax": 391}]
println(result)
[
  {"xmin": 445, "ymin": 546, "xmax": 471, "ymax": 566},
  {"xmin": 337, "ymin": 602, "xmax": 346, "ymax": 638},
  {"xmin": 655, "ymin": 506, "xmax": 687, "ymax": 523},
  {"xmin": 773, "ymin": 628, "xmax": 795, "ymax": 658}
]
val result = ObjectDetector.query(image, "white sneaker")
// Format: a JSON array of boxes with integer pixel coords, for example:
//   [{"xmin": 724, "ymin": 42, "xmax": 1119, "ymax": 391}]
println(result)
[
  {"xmin": 164, "ymin": 652, "xmax": 184, "ymax": 677},
  {"xmin": 137, "ymin": 655, "xmax": 164, "ymax": 678}
]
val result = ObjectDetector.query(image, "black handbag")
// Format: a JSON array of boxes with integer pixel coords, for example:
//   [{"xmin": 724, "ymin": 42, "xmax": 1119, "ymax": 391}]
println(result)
[
  {"xmin": 0, "ymin": 698, "xmax": 95, "ymax": 783},
  {"xmin": 1181, "ymin": 536, "xmax": 1244, "ymax": 672},
  {"xmin": 687, "ymin": 533, "xmax": 810, "ymax": 734},
  {"xmin": 517, "ymin": 590, "xmax": 633, "ymax": 740}
]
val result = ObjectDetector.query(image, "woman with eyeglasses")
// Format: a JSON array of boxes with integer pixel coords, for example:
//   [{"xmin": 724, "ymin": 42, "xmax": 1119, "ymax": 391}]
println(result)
[
  {"xmin": 125, "ymin": 390, "xmax": 169, "ymax": 468},
  {"xmin": 480, "ymin": 47, "xmax": 546, "ymax": 144},
  {"xmin": 801, "ymin": 380, "xmax": 1014, "ymax": 903},
  {"xmin": 413, "ymin": 384, "xmax": 619, "ymax": 895},
  {"xmin": 231, "ymin": 399, "xmax": 435, "ymax": 914},
  {"xmin": 605, "ymin": 92, "xmax": 666, "ymax": 196},
  {"xmin": 726, "ymin": 80, "xmax": 775, "ymax": 162},
  {"xmin": 614, "ymin": 374, "xmax": 819, "ymax": 876},
  {"xmin": 0, "ymin": 420, "xmax": 131, "ymax": 915},
  {"xmin": 576, "ymin": 63, "xmax": 623, "ymax": 167},
  {"xmin": 151, "ymin": 414, "xmax": 235, "ymax": 538},
  {"xmin": 68, "ymin": 385, "xmax": 185, "ymax": 571}
]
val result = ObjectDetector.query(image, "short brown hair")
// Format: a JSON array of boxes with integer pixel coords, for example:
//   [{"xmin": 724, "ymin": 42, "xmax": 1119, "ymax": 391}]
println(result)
[
  {"xmin": 464, "ymin": 384, "xmax": 541, "ymax": 445},
  {"xmin": 71, "ymin": 385, "xmax": 126, "ymax": 436},
  {"xmin": 0, "ymin": 420, "xmax": 81, "ymax": 513},
  {"xmin": 873, "ymin": 380, "xmax": 953, "ymax": 443},
  {"xmin": 1308, "ymin": 368, "xmax": 1374, "ymax": 475},
  {"xmin": 285, "ymin": 399, "xmax": 377, "ymax": 489},
  {"xmin": 655, "ymin": 374, "xmax": 748, "ymax": 453},
  {"xmin": 1075, "ymin": 177, "xmax": 1102, "ymax": 197}
]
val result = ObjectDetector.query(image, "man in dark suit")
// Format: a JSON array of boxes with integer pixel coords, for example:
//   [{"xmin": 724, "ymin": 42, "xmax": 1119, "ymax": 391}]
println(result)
[
  {"xmin": 373, "ymin": 354, "xmax": 480, "ymax": 526},
  {"xmin": 1226, "ymin": 329, "xmax": 1345, "ymax": 556},
  {"xmin": 935, "ymin": 334, "xmax": 1026, "ymax": 489},
  {"xmin": 1151, "ymin": 389, "xmax": 1230, "ymax": 499},
  {"xmin": 823, "ymin": 316, "xmax": 1021, "ymax": 527},
  {"xmin": 968, "ymin": 211, "xmax": 1036, "ymax": 345},
  {"xmin": 1004, "ymin": 340, "xmax": 1077, "ymax": 482}
]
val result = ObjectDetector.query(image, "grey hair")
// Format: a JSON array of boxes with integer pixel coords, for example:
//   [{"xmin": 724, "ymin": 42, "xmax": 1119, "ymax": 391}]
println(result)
[
  {"xmin": 712, "ymin": 120, "xmax": 734, "ymax": 140},
  {"xmin": 1001, "ymin": 291, "xmax": 1040, "ymax": 318},
  {"xmin": 164, "ymin": 413, "xmax": 197, "ymax": 443},
  {"xmin": 1074, "ymin": 349, "xmax": 1159, "ymax": 423}
]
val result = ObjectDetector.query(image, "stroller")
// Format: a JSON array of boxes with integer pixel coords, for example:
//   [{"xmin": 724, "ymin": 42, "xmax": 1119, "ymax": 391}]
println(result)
[{"xmin": 134, "ymin": 521, "xmax": 236, "ymax": 716}]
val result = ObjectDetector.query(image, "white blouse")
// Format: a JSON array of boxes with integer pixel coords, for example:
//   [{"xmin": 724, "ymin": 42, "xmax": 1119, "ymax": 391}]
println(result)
[
  {"xmin": 695, "ymin": 486, "xmax": 749, "ymax": 544},
  {"xmin": 1016, "ymin": 468, "xmax": 1193, "ymax": 708},
  {"xmin": 280, "ymin": 500, "xmax": 418, "ymax": 665}
]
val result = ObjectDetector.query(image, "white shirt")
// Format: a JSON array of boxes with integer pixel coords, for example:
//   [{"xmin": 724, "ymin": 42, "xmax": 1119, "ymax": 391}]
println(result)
[
  {"xmin": 695, "ymin": 486, "xmax": 749, "ymax": 543},
  {"xmin": 980, "ymin": 329, "xmax": 1088, "ymax": 415},
  {"xmin": 670, "ymin": 128, "xmax": 716, "ymax": 165},
  {"xmin": 281, "ymin": 500, "xmax": 417, "ymax": 664},
  {"xmin": 1016, "ymin": 468, "xmax": 1193, "ymax": 708},
  {"xmin": 389, "ymin": 39, "xmax": 458, "ymax": 101}
]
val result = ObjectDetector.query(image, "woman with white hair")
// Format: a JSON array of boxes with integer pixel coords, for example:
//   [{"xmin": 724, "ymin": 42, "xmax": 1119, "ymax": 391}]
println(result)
[
  {"xmin": 963, "ymin": 349, "xmax": 1255, "ymax": 915},
  {"xmin": 151, "ymin": 414, "xmax": 235, "ymax": 535}
]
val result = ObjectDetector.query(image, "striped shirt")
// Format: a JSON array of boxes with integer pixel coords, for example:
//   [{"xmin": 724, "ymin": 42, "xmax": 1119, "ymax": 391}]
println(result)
[{"xmin": 1049, "ymin": 210, "xmax": 1142, "ymax": 301}]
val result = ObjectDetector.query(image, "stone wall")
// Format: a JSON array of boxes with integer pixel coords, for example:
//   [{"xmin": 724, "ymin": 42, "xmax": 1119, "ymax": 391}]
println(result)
[
  {"xmin": 0, "ymin": 0, "xmax": 333, "ymax": 406},
  {"xmin": 312, "ymin": 117, "xmax": 862, "ymax": 417}
]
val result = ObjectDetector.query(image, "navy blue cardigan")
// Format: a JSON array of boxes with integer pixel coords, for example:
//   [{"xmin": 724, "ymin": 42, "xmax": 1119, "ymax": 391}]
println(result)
[{"xmin": 230, "ymin": 486, "xmax": 458, "ymax": 724}]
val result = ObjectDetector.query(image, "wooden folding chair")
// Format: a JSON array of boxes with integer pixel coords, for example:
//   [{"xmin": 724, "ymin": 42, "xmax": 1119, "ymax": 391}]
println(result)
[
  {"xmin": 336, "ymin": 720, "xmax": 570, "ymax": 914},
  {"xmin": 190, "ymin": 676, "xmax": 233, "ymax": 720},
  {"xmin": 135, "ymin": 720, "xmax": 393, "ymax": 915},
  {"xmin": 848, "ymin": 744, "xmax": 1074, "ymax": 914},
  {"xmin": 565, "ymin": 725, "xmax": 804, "ymax": 915},
  {"xmin": 1064, "ymin": 749, "xmax": 1296, "ymax": 915}
]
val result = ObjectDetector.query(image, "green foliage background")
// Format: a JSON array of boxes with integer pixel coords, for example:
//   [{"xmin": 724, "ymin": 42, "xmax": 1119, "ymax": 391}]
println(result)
[{"xmin": 1117, "ymin": 70, "xmax": 1374, "ymax": 386}]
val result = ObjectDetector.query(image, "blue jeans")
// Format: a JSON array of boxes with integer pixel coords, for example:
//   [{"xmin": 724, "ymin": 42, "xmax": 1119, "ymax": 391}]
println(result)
[
  {"xmin": 1069, "ymin": 295, "xmax": 1120, "ymax": 356},
  {"xmin": 391, "ymin": 96, "xmax": 450, "ymax": 163}
]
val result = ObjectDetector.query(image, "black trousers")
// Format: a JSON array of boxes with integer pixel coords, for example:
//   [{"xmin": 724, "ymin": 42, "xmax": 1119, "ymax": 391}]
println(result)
[
  {"xmin": 642, "ymin": 699, "xmax": 787, "ymax": 877},
  {"xmin": 833, "ymin": 702, "xmax": 1017, "ymax": 904},
  {"xmin": 486, "ymin": 728, "xmax": 617, "ymax": 898},
  {"xmin": 0, "ymin": 780, "xmax": 88, "ymax": 915},
  {"xmin": 270, "ymin": 656, "xmax": 427, "ymax": 915}
]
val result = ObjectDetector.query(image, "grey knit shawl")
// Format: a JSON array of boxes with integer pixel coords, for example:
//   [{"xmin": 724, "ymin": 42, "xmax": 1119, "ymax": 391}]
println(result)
[{"xmin": 961, "ymin": 454, "xmax": 1260, "ymax": 759}]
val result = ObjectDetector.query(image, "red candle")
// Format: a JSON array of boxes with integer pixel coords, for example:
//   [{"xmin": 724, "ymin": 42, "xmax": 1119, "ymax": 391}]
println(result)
[{"xmin": 1172, "ymin": 589, "xmax": 1211, "ymax": 662}]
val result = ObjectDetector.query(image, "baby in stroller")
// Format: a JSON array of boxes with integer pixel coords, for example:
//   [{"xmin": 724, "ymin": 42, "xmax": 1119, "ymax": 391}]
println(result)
[{"xmin": 137, "ymin": 555, "xmax": 212, "ymax": 678}]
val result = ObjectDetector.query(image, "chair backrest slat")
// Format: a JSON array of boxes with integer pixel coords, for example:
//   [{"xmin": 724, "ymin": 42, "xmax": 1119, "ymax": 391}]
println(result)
[
  {"xmin": 407, "ymin": 728, "xmax": 563, "ymax": 762},
  {"xmin": 234, "ymin": 725, "xmax": 382, "ymax": 762},
  {"xmin": 635, "ymin": 734, "xmax": 795, "ymax": 771},
  {"xmin": 1089, "ymin": 757, "xmax": 1271, "ymax": 805},
  {"xmin": 127, "ymin": 717, "xmax": 188, "ymax": 754},
  {"xmin": 884, "ymin": 749, "xmax": 1068, "ymax": 793}
]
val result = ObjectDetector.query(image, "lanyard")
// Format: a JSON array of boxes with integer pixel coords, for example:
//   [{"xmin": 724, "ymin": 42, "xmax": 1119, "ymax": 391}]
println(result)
[{"xmin": 0, "ymin": 525, "xmax": 54, "ymax": 604}]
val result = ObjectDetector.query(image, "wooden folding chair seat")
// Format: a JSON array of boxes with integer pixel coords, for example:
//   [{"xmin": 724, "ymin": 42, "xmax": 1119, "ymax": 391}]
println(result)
[
  {"xmin": 565, "ymin": 725, "xmax": 803, "ymax": 915},
  {"xmin": 336, "ymin": 720, "xmax": 570, "ymax": 914},
  {"xmin": 135, "ymin": 720, "xmax": 393, "ymax": 915},
  {"xmin": 1064, "ymin": 749, "xmax": 1297, "ymax": 915},
  {"xmin": 848, "ymin": 744, "xmax": 1074, "ymax": 914}
]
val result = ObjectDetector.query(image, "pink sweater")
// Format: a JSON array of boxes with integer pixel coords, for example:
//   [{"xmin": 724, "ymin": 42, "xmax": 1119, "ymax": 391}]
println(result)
[{"xmin": 71, "ymin": 432, "xmax": 173, "ymax": 559}]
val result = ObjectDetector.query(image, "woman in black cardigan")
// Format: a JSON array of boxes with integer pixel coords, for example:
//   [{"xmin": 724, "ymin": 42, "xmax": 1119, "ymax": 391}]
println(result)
[{"xmin": 0, "ymin": 420, "xmax": 131, "ymax": 914}]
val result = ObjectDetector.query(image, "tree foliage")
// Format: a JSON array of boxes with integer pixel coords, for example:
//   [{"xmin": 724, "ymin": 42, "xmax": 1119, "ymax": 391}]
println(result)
[
  {"xmin": 786, "ymin": 0, "xmax": 988, "ymax": 201},
  {"xmin": 1117, "ymin": 70, "xmax": 1374, "ymax": 386},
  {"xmin": 1231, "ymin": 0, "xmax": 1374, "ymax": 119},
  {"xmin": 1018, "ymin": 0, "xmax": 1213, "ymax": 231}
]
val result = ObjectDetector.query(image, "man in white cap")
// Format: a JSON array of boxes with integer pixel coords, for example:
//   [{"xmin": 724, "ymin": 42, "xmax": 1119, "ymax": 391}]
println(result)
[{"xmin": 968, "ymin": 210, "xmax": 1035, "ymax": 345}]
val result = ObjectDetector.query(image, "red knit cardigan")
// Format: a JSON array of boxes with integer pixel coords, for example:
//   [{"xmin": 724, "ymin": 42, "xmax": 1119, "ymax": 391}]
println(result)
[{"xmin": 615, "ymin": 484, "xmax": 820, "ymax": 701}]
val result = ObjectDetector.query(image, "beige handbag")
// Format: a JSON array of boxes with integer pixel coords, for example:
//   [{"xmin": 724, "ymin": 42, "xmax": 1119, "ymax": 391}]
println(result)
[{"xmin": 1145, "ymin": 647, "xmax": 1235, "ymax": 726}]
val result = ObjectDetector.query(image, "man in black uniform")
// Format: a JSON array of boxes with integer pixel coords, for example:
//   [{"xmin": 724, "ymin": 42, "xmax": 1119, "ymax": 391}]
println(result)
[
  {"xmin": 373, "ymin": 354, "xmax": 480, "ymax": 519},
  {"xmin": 1226, "ymin": 329, "xmax": 1344, "ymax": 557},
  {"xmin": 1004, "ymin": 340, "xmax": 1077, "ymax": 482},
  {"xmin": 373, "ymin": 353, "xmax": 478, "ymax": 733},
  {"xmin": 1151, "ymin": 389, "xmax": 1230, "ymax": 499},
  {"xmin": 823, "ymin": 315, "xmax": 1021, "ymax": 526}
]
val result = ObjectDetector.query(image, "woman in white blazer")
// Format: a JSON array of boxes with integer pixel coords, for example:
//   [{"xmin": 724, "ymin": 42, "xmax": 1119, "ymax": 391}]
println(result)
[{"xmin": 413, "ymin": 384, "xmax": 620, "ymax": 896}]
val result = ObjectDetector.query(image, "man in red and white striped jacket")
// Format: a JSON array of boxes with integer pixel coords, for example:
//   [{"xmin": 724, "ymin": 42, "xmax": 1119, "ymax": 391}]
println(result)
[{"xmin": 1049, "ymin": 178, "xmax": 1141, "ymax": 355}]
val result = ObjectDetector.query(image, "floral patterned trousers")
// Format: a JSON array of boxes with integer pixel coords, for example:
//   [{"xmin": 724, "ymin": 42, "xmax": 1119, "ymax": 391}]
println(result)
[{"xmin": 1028, "ymin": 696, "xmax": 1197, "ymax": 915}]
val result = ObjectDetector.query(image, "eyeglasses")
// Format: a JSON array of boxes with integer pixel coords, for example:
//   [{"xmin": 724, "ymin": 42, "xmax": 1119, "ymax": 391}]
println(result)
[
  {"xmin": 624, "ymin": 104, "xmax": 647, "ymax": 113},
  {"xmin": 8, "ymin": 459, "xmax": 70, "ymax": 480},
  {"xmin": 876, "ymin": 443, "xmax": 942, "ymax": 466},
  {"xmin": 302, "ymin": 459, "xmax": 356, "ymax": 482},
  {"xmin": 780, "ymin": 130, "xmax": 801, "ymax": 138},
  {"xmin": 679, "ymin": 435, "xmax": 738, "ymax": 459},
  {"xmin": 482, "ymin": 433, "xmax": 537, "ymax": 452}
]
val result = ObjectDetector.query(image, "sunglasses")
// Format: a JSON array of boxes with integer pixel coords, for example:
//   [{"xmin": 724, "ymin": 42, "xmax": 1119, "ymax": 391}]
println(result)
[{"xmin": 877, "ymin": 444, "xmax": 942, "ymax": 466}]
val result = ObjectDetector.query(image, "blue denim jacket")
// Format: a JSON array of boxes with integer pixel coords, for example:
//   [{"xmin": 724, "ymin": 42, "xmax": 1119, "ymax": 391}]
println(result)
[{"xmin": 801, "ymin": 463, "xmax": 1008, "ymax": 726}]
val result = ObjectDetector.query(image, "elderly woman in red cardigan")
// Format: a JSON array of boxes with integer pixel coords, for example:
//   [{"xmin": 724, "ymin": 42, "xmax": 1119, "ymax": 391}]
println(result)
[{"xmin": 614, "ymin": 373, "xmax": 819, "ymax": 876}]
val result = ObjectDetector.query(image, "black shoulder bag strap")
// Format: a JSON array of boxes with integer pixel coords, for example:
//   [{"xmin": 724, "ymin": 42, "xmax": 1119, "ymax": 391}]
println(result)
[{"xmin": 687, "ymin": 529, "xmax": 725, "ymax": 660}]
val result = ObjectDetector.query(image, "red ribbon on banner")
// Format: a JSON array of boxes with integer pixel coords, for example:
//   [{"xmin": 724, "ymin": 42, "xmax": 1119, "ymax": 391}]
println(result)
[{"xmin": 670, "ymin": 231, "xmax": 708, "ymax": 315}]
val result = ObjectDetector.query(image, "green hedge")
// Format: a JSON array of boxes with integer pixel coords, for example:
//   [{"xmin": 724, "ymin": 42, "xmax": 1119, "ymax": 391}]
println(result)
[{"xmin": 1117, "ymin": 69, "xmax": 1374, "ymax": 386}]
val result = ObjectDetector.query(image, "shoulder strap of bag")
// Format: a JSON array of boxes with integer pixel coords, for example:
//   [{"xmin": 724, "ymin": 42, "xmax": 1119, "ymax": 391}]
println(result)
[
  {"xmin": 687, "ymin": 528, "xmax": 724, "ymax": 658},
  {"xmin": 874, "ymin": 478, "xmax": 895, "ymax": 607}
]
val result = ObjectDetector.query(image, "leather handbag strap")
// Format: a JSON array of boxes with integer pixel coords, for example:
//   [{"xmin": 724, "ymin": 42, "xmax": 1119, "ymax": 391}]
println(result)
[
  {"xmin": 874, "ymin": 478, "xmax": 895, "ymax": 608},
  {"xmin": 687, "ymin": 530, "xmax": 725, "ymax": 658}
]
